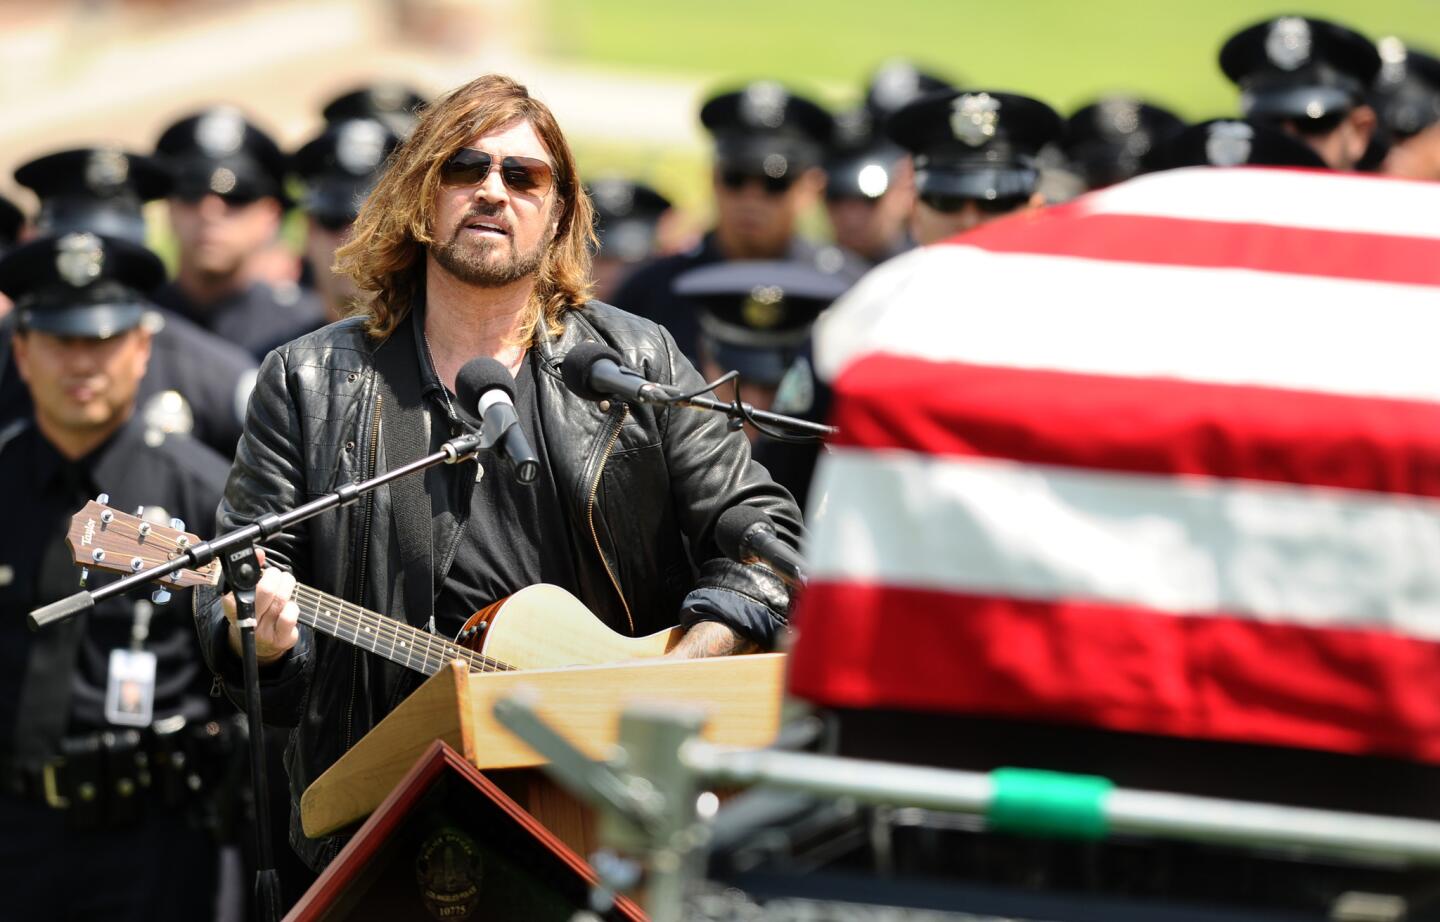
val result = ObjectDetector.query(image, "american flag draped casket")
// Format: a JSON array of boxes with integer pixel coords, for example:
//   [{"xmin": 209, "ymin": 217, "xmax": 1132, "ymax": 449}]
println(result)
[{"xmin": 788, "ymin": 166, "xmax": 1440, "ymax": 763}]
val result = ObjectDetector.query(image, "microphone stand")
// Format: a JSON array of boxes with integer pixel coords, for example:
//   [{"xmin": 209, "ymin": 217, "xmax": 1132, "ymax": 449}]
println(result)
[
  {"xmin": 668, "ymin": 393, "xmax": 836, "ymax": 438},
  {"xmin": 28, "ymin": 427, "xmax": 489, "ymax": 922}
]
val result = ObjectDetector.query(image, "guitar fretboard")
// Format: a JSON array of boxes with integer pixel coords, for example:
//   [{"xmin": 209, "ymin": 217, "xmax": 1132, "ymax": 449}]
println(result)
[{"xmin": 290, "ymin": 584, "xmax": 512, "ymax": 675}]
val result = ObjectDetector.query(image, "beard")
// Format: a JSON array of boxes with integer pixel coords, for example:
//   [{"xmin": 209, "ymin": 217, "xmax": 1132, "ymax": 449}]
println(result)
[{"xmin": 432, "ymin": 206, "xmax": 552, "ymax": 288}]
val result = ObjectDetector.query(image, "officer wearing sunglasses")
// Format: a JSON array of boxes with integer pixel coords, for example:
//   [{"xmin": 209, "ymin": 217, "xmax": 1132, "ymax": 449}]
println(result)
[
  {"xmin": 886, "ymin": 89, "xmax": 1062, "ymax": 245},
  {"xmin": 1372, "ymin": 38, "xmax": 1440, "ymax": 181},
  {"xmin": 291, "ymin": 117, "xmax": 404, "ymax": 324},
  {"xmin": 612, "ymin": 81, "xmax": 862, "ymax": 362},
  {"xmin": 1218, "ymin": 16, "xmax": 1381, "ymax": 172},
  {"xmin": 150, "ymin": 107, "xmax": 326, "ymax": 360}
]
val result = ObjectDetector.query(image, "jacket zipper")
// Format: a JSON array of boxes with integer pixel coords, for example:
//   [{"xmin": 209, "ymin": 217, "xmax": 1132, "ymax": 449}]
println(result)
[
  {"xmin": 587, "ymin": 404, "xmax": 634, "ymax": 634},
  {"xmin": 345, "ymin": 391, "xmax": 383, "ymax": 751}
]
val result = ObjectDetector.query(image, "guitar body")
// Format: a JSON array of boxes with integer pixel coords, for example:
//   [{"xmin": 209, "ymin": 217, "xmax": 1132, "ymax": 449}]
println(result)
[{"xmin": 460, "ymin": 584, "xmax": 683, "ymax": 670}]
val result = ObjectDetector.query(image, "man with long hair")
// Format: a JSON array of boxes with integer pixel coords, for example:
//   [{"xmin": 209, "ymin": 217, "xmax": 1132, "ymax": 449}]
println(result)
[{"xmin": 194, "ymin": 74, "xmax": 801, "ymax": 878}]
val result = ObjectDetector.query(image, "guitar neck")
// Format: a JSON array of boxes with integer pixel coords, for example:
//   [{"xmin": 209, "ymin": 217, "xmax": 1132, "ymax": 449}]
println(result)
[{"xmin": 289, "ymin": 584, "xmax": 510, "ymax": 676}]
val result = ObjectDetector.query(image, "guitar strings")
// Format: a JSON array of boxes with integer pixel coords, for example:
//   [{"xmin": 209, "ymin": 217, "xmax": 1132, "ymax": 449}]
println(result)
[{"xmin": 97, "ymin": 518, "xmax": 513, "ymax": 674}]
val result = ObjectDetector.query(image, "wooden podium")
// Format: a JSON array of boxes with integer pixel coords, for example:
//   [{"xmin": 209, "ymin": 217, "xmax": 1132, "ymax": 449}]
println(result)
[{"xmin": 288, "ymin": 654, "xmax": 786, "ymax": 919}]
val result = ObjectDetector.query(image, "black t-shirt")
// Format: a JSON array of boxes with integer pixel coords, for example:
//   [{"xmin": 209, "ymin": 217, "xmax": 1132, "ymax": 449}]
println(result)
[
  {"xmin": 0, "ymin": 418, "xmax": 228, "ymax": 757},
  {"xmin": 431, "ymin": 351, "xmax": 579, "ymax": 636}
]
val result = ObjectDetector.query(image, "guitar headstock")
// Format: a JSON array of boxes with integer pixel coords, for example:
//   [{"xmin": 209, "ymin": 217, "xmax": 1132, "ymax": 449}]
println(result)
[{"xmin": 65, "ymin": 499, "xmax": 220, "ymax": 590}]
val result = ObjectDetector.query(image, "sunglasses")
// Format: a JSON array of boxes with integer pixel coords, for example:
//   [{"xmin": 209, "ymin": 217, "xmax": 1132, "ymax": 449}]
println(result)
[
  {"xmin": 440, "ymin": 148, "xmax": 558, "ymax": 196},
  {"xmin": 718, "ymin": 169, "xmax": 795, "ymax": 195},
  {"xmin": 920, "ymin": 193, "xmax": 1029, "ymax": 215},
  {"xmin": 174, "ymin": 188, "xmax": 265, "ymax": 208}
]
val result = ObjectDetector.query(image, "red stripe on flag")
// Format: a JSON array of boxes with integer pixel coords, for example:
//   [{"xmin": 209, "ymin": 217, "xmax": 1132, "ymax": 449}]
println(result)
[
  {"xmin": 830, "ymin": 354, "xmax": 1440, "ymax": 497},
  {"xmin": 788, "ymin": 581, "xmax": 1440, "ymax": 763},
  {"xmin": 942, "ymin": 209, "xmax": 1440, "ymax": 289}
]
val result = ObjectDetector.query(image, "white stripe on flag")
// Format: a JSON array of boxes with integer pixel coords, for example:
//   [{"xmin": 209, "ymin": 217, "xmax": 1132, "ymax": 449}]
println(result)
[
  {"xmin": 813, "ymin": 247, "xmax": 1440, "ymax": 403},
  {"xmin": 1085, "ymin": 167, "xmax": 1440, "ymax": 240},
  {"xmin": 808, "ymin": 448, "xmax": 1440, "ymax": 639}
]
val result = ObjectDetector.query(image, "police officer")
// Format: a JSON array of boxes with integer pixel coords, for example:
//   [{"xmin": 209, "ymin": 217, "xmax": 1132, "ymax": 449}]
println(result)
[
  {"xmin": 0, "ymin": 231, "xmax": 229, "ymax": 921},
  {"xmin": 322, "ymin": 81, "xmax": 428, "ymax": 139},
  {"xmin": 588, "ymin": 176, "xmax": 672, "ymax": 303},
  {"xmin": 1148, "ymin": 118, "xmax": 1329, "ymax": 171},
  {"xmin": 152, "ymin": 106, "xmax": 326, "ymax": 359},
  {"xmin": 613, "ymin": 81, "xmax": 862, "ymax": 361},
  {"xmin": 1218, "ymin": 16, "xmax": 1381, "ymax": 171},
  {"xmin": 1373, "ymin": 37, "xmax": 1440, "ymax": 180},
  {"xmin": 825, "ymin": 62, "xmax": 954, "ymax": 266},
  {"xmin": 291, "ymin": 117, "xmax": 403, "ymax": 324},
  {"xmin": 887, "ymin": 89, "xmax": 1063, "ymax": 244},
  {"xmin": 0, "ymin": 195, "xmax": 21, "ymax": 255},
  {"xmin": 8, "ymin": 146, "xmax": 258, "ymax": 457},
  {"xmin": 1063, "ymin": 97, "xmax": 1184, "ymax": 189}
]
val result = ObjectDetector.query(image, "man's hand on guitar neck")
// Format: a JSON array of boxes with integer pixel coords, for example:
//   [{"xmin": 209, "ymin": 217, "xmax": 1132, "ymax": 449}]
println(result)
[
  {"xmin": 667, "ymin": 620, "xmax": 758, "ymax": 659},
  {"xmin": 221, "ymin": 548, "xmax": 301, "ymax": 667}
]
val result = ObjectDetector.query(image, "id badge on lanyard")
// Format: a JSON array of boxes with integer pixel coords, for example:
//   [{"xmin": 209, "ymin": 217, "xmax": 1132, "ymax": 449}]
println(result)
[{"xmin": 104, "ymin": 598, "xmax": 157, "ymax": 727}]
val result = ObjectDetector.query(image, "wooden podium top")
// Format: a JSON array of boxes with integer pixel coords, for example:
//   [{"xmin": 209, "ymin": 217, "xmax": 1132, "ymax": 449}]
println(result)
[{"xmin": 302, "ymin": 653, "xmax": 787, "ymax": 838}]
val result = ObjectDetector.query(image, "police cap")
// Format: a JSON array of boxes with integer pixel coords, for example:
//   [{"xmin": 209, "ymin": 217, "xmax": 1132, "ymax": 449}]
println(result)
[
  {"xmin": 1148, "ymin": 118, "xmax": 1328, "ymax": 170},
  {"xmin": 863, "ymin": 60, "xmax": 955, "ymax": 122},
  {"xmin": 886, "ymin": 90, "xmax": 1062, "ymax": 200},
  {"xmin": 1374, "ymin": 38, "xmax": 1440, "ymax": 138},
  {"xmin": 675, "ymin": 260, "xmax": 851, "ymax": 386},
  {"xmin": 587, "ymin": 177, "xmax": 671, "ymax": 264},
  {"xmin": 824, "ymin": 107, "xmax": 903, "ymax": 202},
  {"xmin": 1219, "ymin": 16, "xmax": 1380, "ymax": 123},
  {"xmin": 322, "ymin": 82, "xmax": 428, "ymax": 138},
  {"xmin": 0, "ymin": 232, "xmax": 164, "ymax": 339},
  {"xmin": 14, "ymin": 146, "xmax": 172, "ymax": 243},
  {"xmin": 155, "ymin": 107, "xmax": 289, "ymax": 204},
  {"xmin": 701, "ymin": 82, "xmax": 834, "ymax": 177},
  {"xmin": 1063, "ymin": 97, "xmax": 1184, "ymax": 189},
  {"xmin": 290, "ymin": 118, "xmax": 401, "ymax": 228}
]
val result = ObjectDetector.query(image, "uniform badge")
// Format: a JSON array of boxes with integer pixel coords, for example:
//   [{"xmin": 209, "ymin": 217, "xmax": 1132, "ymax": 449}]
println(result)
[
  {"xmin": 742, "ymin": 285, "xmax": 786, "ymax": 330},
  {"xmin": 336, "ymin": 119, "xmax": 389, "ymax": 175},
  {"xmin": 1206, "ymin": 121, "xmax": 1255, "ymax": 167},
  {"xmin": 195, "ymin": 107, "xmax": 246, "ymax": 156},
  {"xmin": 772, "ymin": 356, "xmax": 816, "ymax": 415},
  {"xmin": 950, "ymin": 93, "xmax": 1001, "ymax": 147},
  {"xmin": 56, "ymin": 232, "xmax": 104, "ymax": 288},
  {"xmin": 0, "ymin": 564, "xmax": 13, "ymax": 587},
  {"xmin": 143, "ymin": 390, "xmax": 195, "ymax": 437},
  {"xmin": 740, "ymin": 81, "xmax": 788, "ymax": 129},
  {"xmin": 415, "ymin": 826, "xmax": 483, "ymax": 920},
  {"xmin": 1266, "ymin": 17, "xmax": 1312, "ymax": 71},
  {"xmin": 85, "ymin": 148, "xmax": 129, "ymax": 193}
]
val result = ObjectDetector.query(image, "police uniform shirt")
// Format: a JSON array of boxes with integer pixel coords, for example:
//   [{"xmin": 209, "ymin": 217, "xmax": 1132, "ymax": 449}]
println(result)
[
  {"xmin": 152, "ymin": 278, "xmax": 326, "ymax": 361},
  {"xmin": 611, "ymin": 233, "xmax": 860, "ymax": 363},
  {"xmin": 0, "ymin": 417, "xmax": 228, "ymax": 754}
]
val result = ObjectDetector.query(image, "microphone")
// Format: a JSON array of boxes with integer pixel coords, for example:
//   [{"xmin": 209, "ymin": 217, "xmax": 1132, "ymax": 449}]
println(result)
[
  {"xmin": 561, "ymin": 341, "xmax": 677, "ymax": 405},
  {"xmin": 716, "ymin": 505, "xmax": 805, "ymax": 588},
  {"xmin": 455, "ymin": 358, "xmax": 539, "ymax": 484}
]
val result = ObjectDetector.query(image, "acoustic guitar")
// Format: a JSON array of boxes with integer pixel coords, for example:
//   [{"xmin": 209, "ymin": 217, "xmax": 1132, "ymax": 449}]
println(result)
[{"xmin": 63, "ymin": 500, "xmax": 683, "ymax": 675}]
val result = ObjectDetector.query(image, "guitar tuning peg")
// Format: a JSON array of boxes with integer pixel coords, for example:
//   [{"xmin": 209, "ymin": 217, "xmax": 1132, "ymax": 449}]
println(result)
[
  {"xmin": 151, "ymin": 588, "xmax": 171, "ymax": 606},
  {"xmin": 169, "ymin": 517, "xmax": 185, "ymax": 532},
  {"xmin": 79, "ymin": 567, "xmax": 89, "ymax": 588},
  {"xmin": 95, "ymin": 493, "xmax": 109, "ymax": 506},
  {"xmin": 133, "ymin": 506, "xmax": 145, "ymax": 518}
]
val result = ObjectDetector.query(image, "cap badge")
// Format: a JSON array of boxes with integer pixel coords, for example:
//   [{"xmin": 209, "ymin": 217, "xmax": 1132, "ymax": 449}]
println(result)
[
  {"xmin": 1266, "ymin": 17, "xmax": 1312, "ymax": 71},
  {"xmin": 951, "ymin": 93, "xmax": 1001, "ymax": 147},
  {"xmin": 371, "ymin": 83, "xmax": 410, "ymax": 111},
  {"xmin": 1097, "ymin": 99, "xmax": 1141, "ymax": 139},
  {"xmin": 591, "ymin": 180, "xmax": 635, "ymax": 215},
  {"xmin": 195, "ymin": 108, "xmax": 246, "ymax": 156},
  {"xmin": 85, "ymin": 149, "xmax": 130, "ymax": 192},
  {"xmin": 740, "ymin": 82, "xmax": 788, "ymax": 129},
  {"xmin": 336, "ymin": 119, "xmax": 389, "ymax": 175},
  {"xmin": 1206, "ymin": 121, "xmax": 1255, "ymax": 167},
  {"xmin": 56, "ymin": 232, "xmax": 104, "ymax": 288},
  {"xmin": 1377, "ymin": 36, "xmax": 1409, "ymax": 87},
  {"xmin": 833, "ymin": 108, "xmax": 873, "ymax": 148},
  {"xmin": 870, "ymin": 61, "xmax": 922, "ymax": 113},
  {"xmin": 208, "ymin": 167, "xmax": 238, "ymax": 196},
  {"xmin": 742, "ymin": 285, "xmax": 786, "ymax": 329}
]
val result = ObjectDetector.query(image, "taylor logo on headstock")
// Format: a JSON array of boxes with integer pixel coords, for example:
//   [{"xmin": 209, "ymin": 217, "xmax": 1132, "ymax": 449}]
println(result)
[
  {"xmin": 65, "ymin": 500, "xmax": 219, "ymax": 591},
  {"xmin": 415, "ymin": 826, "xmax": 483, "ymax": 919}
]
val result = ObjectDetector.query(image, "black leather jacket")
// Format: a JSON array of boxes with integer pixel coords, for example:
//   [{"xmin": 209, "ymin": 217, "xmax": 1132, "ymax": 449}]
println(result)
[{"xmin": 194, "ymin": 300, "xmax": 802, "ymax": 870}]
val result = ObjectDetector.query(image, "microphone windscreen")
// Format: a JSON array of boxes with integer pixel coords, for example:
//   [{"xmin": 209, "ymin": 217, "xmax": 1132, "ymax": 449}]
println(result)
[
  {"xmin": 455, "ymin": 357, "xmax": 515, "ymax": 420},
  {"xmin": 561, "ymin": 340, "xmax": 624, "ymax": 403},
  {"xmin": 716, "ymin": 504, "xmax": 770, "ymax": 563}
]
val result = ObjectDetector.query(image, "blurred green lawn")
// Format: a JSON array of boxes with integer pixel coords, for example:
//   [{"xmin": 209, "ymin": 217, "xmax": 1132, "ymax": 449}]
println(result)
[{"xmin": 542, "ymin": 0, "xmax": 1440, "ymax": 117}]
